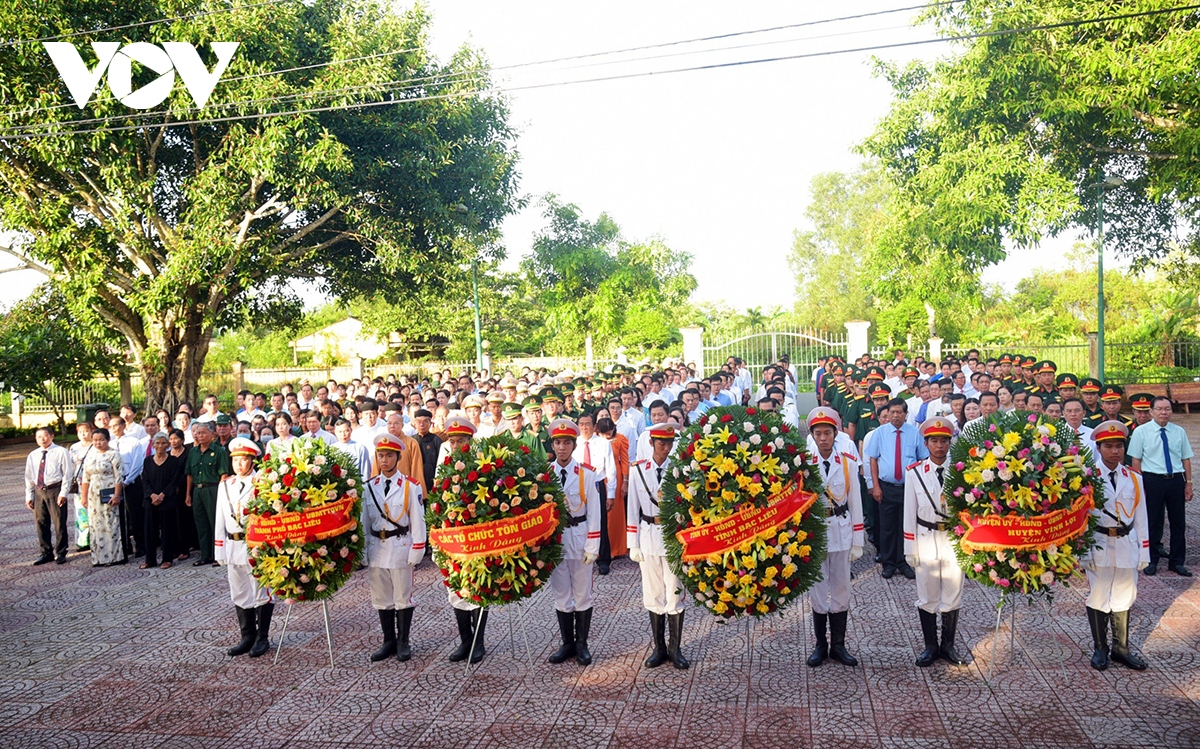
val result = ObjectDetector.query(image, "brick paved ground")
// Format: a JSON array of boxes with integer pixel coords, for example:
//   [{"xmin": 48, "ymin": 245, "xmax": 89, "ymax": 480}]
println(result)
[{"xmin": 1, "ymin": 420, "xmax": 1199, "ymax": 749}]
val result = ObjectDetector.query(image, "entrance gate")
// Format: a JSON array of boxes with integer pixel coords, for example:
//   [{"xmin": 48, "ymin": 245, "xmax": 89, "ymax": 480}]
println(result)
[{"xmin": 701, "ymin": 328, "xmax": 848, "ymax": 392}]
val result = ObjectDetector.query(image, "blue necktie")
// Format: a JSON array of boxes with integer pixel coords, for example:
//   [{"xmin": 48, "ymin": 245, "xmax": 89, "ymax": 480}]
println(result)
[{"xmin": 1161, "ymin": 427, "xmax": 1174, "ymax": 474}]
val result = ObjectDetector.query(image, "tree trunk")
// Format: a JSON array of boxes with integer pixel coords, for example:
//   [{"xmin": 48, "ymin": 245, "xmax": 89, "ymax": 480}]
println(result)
[{"xmin": 136, "ymin": 316, "xmax": 213, "ymax": 414}]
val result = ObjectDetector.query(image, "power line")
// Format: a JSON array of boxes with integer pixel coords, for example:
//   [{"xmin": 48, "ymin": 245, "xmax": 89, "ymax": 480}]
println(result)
[
  {"xmin": 0, "ymin": 0, "xmax": 297, "ymax": 48},
  {"xmin": 5, "ymin": 2, "xmax": 1198, "ymax": 141}
]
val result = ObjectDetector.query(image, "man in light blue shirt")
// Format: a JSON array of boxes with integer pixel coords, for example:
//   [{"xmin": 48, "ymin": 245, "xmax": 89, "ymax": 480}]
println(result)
[
  {"xmin": 1127, "ymin": 396, "xmax": 1194, "ymax": 576},
  {"xmin": 866, "ymin": 398, "xmax": 928, "ymax": 580}
]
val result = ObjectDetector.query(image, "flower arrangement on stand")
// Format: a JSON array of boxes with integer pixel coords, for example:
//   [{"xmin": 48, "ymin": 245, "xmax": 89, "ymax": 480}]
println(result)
[
  {"xmin": 426, "ymin": 433, "xmax": 568, "ymax": 607},
  {"xmin": 245, "ymin": 437, "xmax": 365, "ymax": 602},
  {"xmin": 661, "ymin": 405, "xmax": 827, "ymax": 619},
  {"xmin": 945, "ymin": 411, "xmax": 1101, "ymax": 598}
]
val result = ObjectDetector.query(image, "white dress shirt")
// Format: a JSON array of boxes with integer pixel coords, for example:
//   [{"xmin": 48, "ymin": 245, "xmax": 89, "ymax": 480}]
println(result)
[{"xmin": 25, "ymin": 443, "xmax": 73, "ymax": 501}]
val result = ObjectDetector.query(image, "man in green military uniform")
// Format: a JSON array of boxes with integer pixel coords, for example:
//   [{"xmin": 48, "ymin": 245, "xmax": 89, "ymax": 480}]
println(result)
[
  {"xmin": 1056, "ymin": 373, "xmax": 1080, "ymax": 402},
  {"xmin": 522, "ymin": 395, "xmax": 552, "ymax": 454},
  {"xmin": 505, "ymin": 401, "xmax": 547, "ymax": 461},
  {"xmin": 185, "ymin": 421, "xmax": 231, "ymax": 566},
  {"xmin": 1080, "ymin": 378, "xmax": 1104, "ymax": 423},
  {"xmin": 214, "ymin": 413, "xmax": 235, "ymax": 449}
]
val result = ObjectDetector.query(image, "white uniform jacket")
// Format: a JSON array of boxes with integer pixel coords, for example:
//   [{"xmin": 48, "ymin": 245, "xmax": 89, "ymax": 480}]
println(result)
[
  {"xmin": 1089, "ymin": 464, "xmax": 1150, "ymax": 569},
  {"xmin": 214, "ymin": 474, "xmax": 256, "ymax": 566},
  {"xmin": 552, "ymin": 459, "xmax": 602, "ymax": 560},
  {"xmin": 817, "ymin": 452, "xmax": 864, "ymax": 553},
  {"xmin": 626, "ymin": 458, "xmax": 671, "ymax": 556},
  {"xmin": 362, "ymin": 472, "xmax": 426, "ymax": 569},
  {"xmin": 902, "ymin": 459, "xmax": 951, "ymax": 559}
]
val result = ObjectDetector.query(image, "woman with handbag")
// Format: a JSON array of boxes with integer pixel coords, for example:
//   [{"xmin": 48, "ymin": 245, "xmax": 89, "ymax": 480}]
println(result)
[
  {"xmin": 141, "ymin": 432, "xmax": 183, "ymax": 569},
  {"xmin": 68, "ymin": 421, "xmax": 95, "ymax": 552},
  {"xmin": 78, "ymin": 428, "xmax": 126, "ymax": 567}
]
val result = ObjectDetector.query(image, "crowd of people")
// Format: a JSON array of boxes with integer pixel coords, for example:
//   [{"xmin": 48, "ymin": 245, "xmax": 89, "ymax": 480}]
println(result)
[{"xmin": 19, "ymin": 351, "xmax": 1193, "ymax": 672}]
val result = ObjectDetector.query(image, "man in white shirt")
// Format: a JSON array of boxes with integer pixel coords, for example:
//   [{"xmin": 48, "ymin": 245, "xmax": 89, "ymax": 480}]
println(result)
[
  {"xmin": 109, "ymin": 415, "xmax": 146, "ymax": 558},
  {"xmin": 25, "ymin": 426, "xmax": 74, "ymax": 565},
  {"xmin": 194, "ymin": 394, "xmax": 223, "ymax": 424},
  {"xmin": 332, "ymin": 418, "xmax": 373, "ymax": 480},
  {"xmin": 635, "ymin": 401, "xmax": 671, "ymax": 462},
  {"xmin": 1062, "ymin": 398, "xmax": 1093, "ymax": 443},
  {"xmin": 573, "ymin": 411, "xmax": 618, "ymax": 575},
  {"xmin": 352, "ymin": 399, "xmax": 387, "ymax": 445},
  {"xmin": 641, "ymin": 379, "xmax": 668, "ymax": 410},
  {"xmin": 120, "ymin": 404, "xmax": 147, "ymax": 441},
  {"xmin": 619, "ymin": 388, "xmax": 646, "ymax": 437},
  {"xmin": 301, "ymin": 412, "xmax": 337, "ymax": 445}
]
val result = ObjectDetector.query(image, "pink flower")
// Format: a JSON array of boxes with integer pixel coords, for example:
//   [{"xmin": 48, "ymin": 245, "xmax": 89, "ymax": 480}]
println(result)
[
  {"xmin": 973, "ymin": 563, "xmax": 984, "ymax": 573},
  {"xmin": 998, "ymin": 578, "xmax": 1011, "ymax": 588},
  {"xmin": 988, "ymin": 424, "xmax": 997, "ymax": 432},
  {"xmin": 955, "ymin": 462, "xmax": 965, "ymax": 471}
]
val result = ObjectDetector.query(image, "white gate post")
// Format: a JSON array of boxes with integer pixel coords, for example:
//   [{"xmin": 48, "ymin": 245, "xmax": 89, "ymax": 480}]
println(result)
[
  {"xmin": 682, "ymin": 326, "xmax": 704, "ymax": 377},
  {"xmin": 929, "ymin": 337, "xmax": 944, "ymax": 363},
  {"xmin": 845, "ymin": 321, "xmax": 870, "ymax": 362},
  {"xmin": 585, "ymin": 334, "xmax": 595, "ymax": 369}
]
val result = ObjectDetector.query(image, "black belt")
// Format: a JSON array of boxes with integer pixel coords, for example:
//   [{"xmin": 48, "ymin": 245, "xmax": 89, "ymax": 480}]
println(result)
[
  {"xmin": 228, "ymin": 532, "xmax": 245, "ymax": 541},
  {"xmin": 35, "ymin": 481, "xmax": 63, "ymax": 493},
  {"xmin": 916, "ymin": 517, "xmax": 949, "ymax": 532},
  {"xmin": 194, "ymin": 482, "xmax": 217, "ymax": 489},
  {"xmin": 1102, "ymin": 523, "xmax": 1132, "ymax": 538},
  {"xmin": 1145, "ymin": 471, "xmax": 1185, "ymax": 480},
  {"xmin": 564, "ymin": 514, "xmax": 587, "ymax": 528},
  {"xmin": 827, "ymin": 502, "xmax": 849, "ymax": 518},
  {"xmin": 639, "ymin": 512, "xmax": 660, "ymax": 525},
  {"xmin": 375, "ymin": 527, "xmax": 409, "ymax": 540}
]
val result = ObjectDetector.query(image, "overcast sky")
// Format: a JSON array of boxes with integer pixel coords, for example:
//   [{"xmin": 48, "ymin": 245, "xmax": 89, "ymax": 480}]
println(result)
[{"xmin": 0, "ymin": 1, "xmax": 1093, "ymax": 312}]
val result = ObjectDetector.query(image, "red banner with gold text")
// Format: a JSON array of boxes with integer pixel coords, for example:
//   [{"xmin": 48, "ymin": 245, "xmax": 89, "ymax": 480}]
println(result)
[
  {"xmin": 429, "ymin": 502, "xmax": 559, "ymax": 560},
  {"xmin": 958, "ymin": 496, "xmax": 1095, "ymax": 553},
  {"xmin": 675, "ymin": 484, "xmax": 818, "ymax": 562},
  {"xmin": 246, "ymin": 496, "xmax": 357, "ymax": 547}
]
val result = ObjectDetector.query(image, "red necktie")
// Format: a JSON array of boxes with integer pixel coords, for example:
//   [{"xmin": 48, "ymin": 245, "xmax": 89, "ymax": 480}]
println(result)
[
  {"xmin": 37, "ymin": 450, "xmax": 46, "ymax": 490},
  {"xmin": 583, "ymin": 440, "xmax": 591, "ymax": 467},
  {"xmin": 894, "ymin": 428, "xmax": 903, "ymax": 482}
]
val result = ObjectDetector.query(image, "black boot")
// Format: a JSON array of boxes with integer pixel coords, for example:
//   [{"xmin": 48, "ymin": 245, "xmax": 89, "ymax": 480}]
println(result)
[
  {"xmin": 395, "ymin": 607, "xmax": 413, "ymax": 662},
  {"xmin": 915, "ymin": 608, "xmax": 939, "ymax": 667},
  {"xmin": 1086, "ymin": 607, "xmax": 1109, "ymax": 671},
  {"xmin": 644, "ymin": 613, "xmax": 668, "ymax": 668},
  {"xmin": 371, "ymin": 609, "xmax": 398, "ymax": 662},
  {"xmin": 828, "ymin": 611, "xmax": 858, "ymax": 666},
  {"xmin": 448, "ymin": 609, "xmax": 473, "ymax": 662},
  {"xmin": 227, "ymin": 607, "xmax": 256, "ymax": 657},
  {"xmin": 666, "ymin": 612, "xmax": 689, "ymax": 670},
  {"xmin": 807, "ymin": 612, "xmax": 828, "ymax": 667},
  {"xmin": 1109, "ymin": 609, "xmax": 1147, "ymax": 670},
  {"xmin": 249, "ymin": 603, "xmax": 273, "ymax": 658},
  {"xmin": 548, "ymin": 610, "xmax": 576, "ymax": 664},
  {"xmin": 469, "ymin": 610, "xmax": 488, "ymax": 664},
  {"xmin": 574, "ymin": 608, "xmax": 594, "ymax": 666},
  {"xmin": 939, "ymin": 610, "xmax": 968, "ymax": 665}
]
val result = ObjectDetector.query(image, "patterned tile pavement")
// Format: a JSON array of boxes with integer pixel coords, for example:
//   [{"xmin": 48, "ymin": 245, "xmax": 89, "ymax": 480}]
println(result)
[{"xmin": 1, "ymin": 418, "xmax": 1199, "ymax": 749}]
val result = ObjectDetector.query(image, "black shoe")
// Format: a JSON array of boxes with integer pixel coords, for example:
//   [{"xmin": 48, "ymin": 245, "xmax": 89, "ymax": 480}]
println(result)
[
  {"xmin": 597, "ymin": 563, "xmax": 611, "ymax": 576},
  {"xmin": 1086, "ymin": 607, "xmax": 1109, "ymax": 671},
  {"xmin": 1143, "ymin": 563, "xmax": 1157, "ymax": 576},
  {"xmin": 395, "ymin": 608, "xmax": 413, "ymax": 662},
  {"xmin": 193, "ymin": 559, "xmax": 208, "ymax": 567},
  {"xmin": 901, "ymin": 566, "xmax": 916, "ymax": 580},
  {"xmin": 33, "ymin": 554, "xmax": 53, "ymax": 566},
  {"xmin": 372, "ymin": 610, "xmax": 398, "ymax": 662},
  {"xmin": 55, "ymin": 554, "xmax": 67, "ymax": 565},
  {"xmin": 915, "ymin": 609, "xmax": 938, "ymax": 667},
  {"xmin": 1109, "ymin": 610, "xmax": 1147, "ymax": 670},
  {"xmin": 881, "ymin": 566, "xmax": 896, "ymax": 580},
  {"xmin": 939, "ymin": 610, "xmax": 968, "ymax": 665},
  {"xmin": 469, "ymin": 610, "xmax": 488, "ymax": 664},
  {"xmin": 1168, "ymin": 564, "xmax": 1193, "ymax": 577},
  {"xmin": 828, "ymin": 611, "xmax": 857, "ymax": 667},
  {"xmin": 807, "ymin": 612, "xmax": 828, "ymax": 667},
  {"xmin": 249, "ymin": 603, "xmax": 274, "ymax": 658},
  {"xmin": 666, "ymin": 612, "xmax": 689, "ymax": 670},
  {"xmin": 574, "ymin": 608, "xmax": 593, "ymax": 666},
  {"xmin": 227, "ymin": 607, "xmax": 257, "ymax": 657},
  {"xmin": 644, "ymin": 613, "xmax": 667, "ymax": 668},
  {"xmin": 548, "ymin": 610, "xmax": 576, "ymax": 664},
  {"xmin": 874, "ymin": 553, "xmax": 882, "ymax": 564},
  {"xmin": 448, "ymin": 609, "xmax": 473, "ymax": 662}
]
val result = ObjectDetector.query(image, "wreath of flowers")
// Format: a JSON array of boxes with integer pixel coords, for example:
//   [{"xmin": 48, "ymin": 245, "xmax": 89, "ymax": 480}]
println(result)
[
  {"xmin": 426, "ymin": 433, "xmax": 568, "ymax": 607},
  {"xmin": 661, "ymin": 405, "xmax": 827, "ymax": 619},
  {"xmin": 245, "ymin": 438, "xmax": 365, "ymax": 602},
  {"xmin": 945, "ymin": 411, "xmax": 1100, "ymax": 596}
]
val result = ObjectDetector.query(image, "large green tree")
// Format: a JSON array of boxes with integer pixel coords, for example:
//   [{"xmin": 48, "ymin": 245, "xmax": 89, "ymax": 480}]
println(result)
[
  {"xmin": 861, "ymin": 0, "xmax": 1200, "ymax": 277},
  {"xmin": 0, "ymin": 0, "xmax": 519, "ymax": 410}
]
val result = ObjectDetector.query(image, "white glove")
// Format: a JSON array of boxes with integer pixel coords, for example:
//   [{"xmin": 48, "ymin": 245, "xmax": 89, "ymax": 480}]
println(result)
[
  {"xmin": 407, "ymin": 548, "xmax": 425, "ymax": 566},
  {"xmin": 583, "ymin": 552, "xmax": 597, "ymax": 565},
  {"xmin": 1138, "ymin": 560, "xmax": 1149, "ymax": 572},
  {"xmin": 216, "ymin": 559, "xmax": 227, "ymax": 567},
  {"xmin": 1081, "ymin": 557, "xmax": 1095, "ymax": 572},
  {"xmin": 850, "ymin": 546, "xmax": 863, "ymax": 561},
  {"xmin": 628, "ymin": 548, "xmax": 644, "ymax": 563},
  {"xmin": 905, "ymin": 554, "xmax": 918, "ymax": 570}
]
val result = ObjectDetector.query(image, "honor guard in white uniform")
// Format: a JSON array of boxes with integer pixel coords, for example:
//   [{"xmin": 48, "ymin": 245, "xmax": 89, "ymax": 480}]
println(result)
[
  {"xmin": 364, "ymin": 432, "xmax": 427, "ymax": 662},
  {"xmin": 627, "ymin": 422, "xmax": 689, "ymax": 670},
  {"xmin": 439, "ymin": 416, "xmax": 489, "ymax": 664},
  {"xmin": 545, "ymin": 418, "xmax": 602, "ymax": 666},
  {"xmin": 215, "ymin": 438, "xmax": 274, "ymax": 658},
  {"xmin": 903, "ymin": 417, "xmax": 966, "ymax": 666},
  {"xmin": 1085, "ymin": 421, "xmax": 1150, "ymax": 671},
  {"xmin": 805, "ymin": 408, "xmax": 863, "ymax": 668}
]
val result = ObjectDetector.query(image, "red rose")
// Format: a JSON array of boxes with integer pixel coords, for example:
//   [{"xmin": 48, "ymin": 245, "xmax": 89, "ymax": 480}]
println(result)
[
  {"xmin": 431, "ymin": 502, "xmax": 442, "ymax": 514},
  {"xmin": 720, "ymin": 414, "xmax": 733, "ymax": 423},
  {"xmin": 443, "ymin": 456, "xmax": 451, "ymax": 465},
  {"xmin": 248, "ymin": 558, "xmax": 256, "ymax": 566},
  {"xmin": 442, "ymin": 478, "xmax": 451, "ymax": 490},
  {"xmin": 759, "ymin": 424, "xmax": 770, "ymax": 433},
  {"xmin": 480, "ymin": 464, "xmax": 493, "ymax": 474},
  {"xmin": 504, "ymin": 476, "xmax": 516, "ymax": 490},
  {"xmin": 461, "ymin": 444, "xmax": 470, "ymax": 453},
  {"xmin": 332, "ymin": 465, "xmax": 342, "ymax": 477},
  {"xmin": 440, "ymin": 568, "xmax": 450, "ymax": 577},
  {"xmin": 520, "ymin": 445, "xmax": 530, "ymax": 454},
  {"xmin": 281, "ymin": 473, "xmax": 294, "ymax": 487},
  {"xmin": 786, "ymin": 444, "xmax": 797, "ymax": 454},
  {"xmin": 495, "ymin": 459, "xmax": 505, "ymax": 468},
  {"xmin": 467, "ymin": 471, "xmax": 479, "ymax": 482},
  {"xmin": 700, "ymin": 416, "xmax": 709, "ymax": 426},
  {"xmin": 305, "ymin": 533, "xmax": 317, "ymax": 544},
  {"xmin": 511, "ymin": 507, "xmax": 524, "ymax": 516},
  {"xmin": 242, "ymin": 508, "xmax": 250, "ymax": 516},
  {"xmin": 342, "ymin": 563, "xmax": 352, "ymax": 574},
  {"xmin": 727, "ymin": 434, "xmax": 738, "ymax": 444},
  {"xmin": 762, "ymin": 444, "xmax": 773, "ymax": 455},
  {"xmin": 781, "ymin": 425, "xmax": 791, "ymax": 433}
]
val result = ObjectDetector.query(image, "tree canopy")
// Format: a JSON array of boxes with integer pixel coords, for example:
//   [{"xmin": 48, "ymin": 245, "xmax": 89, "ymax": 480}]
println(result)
[
  {"xmin": 860, "ymin": 0, "xmax": 1200, "ymax": 279},
  {"xmin": 0, "ymin": 0, "xmax": 520, "ymax": 410}
]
